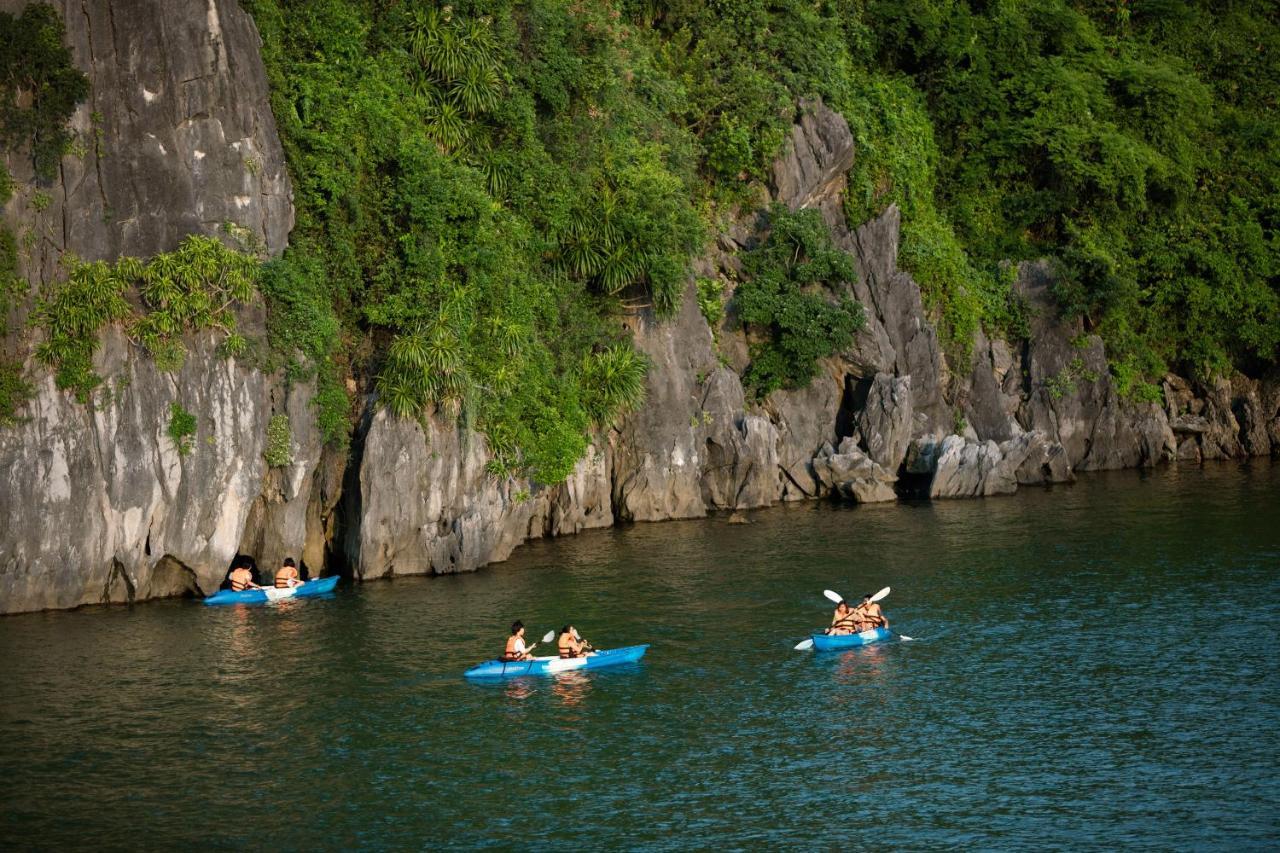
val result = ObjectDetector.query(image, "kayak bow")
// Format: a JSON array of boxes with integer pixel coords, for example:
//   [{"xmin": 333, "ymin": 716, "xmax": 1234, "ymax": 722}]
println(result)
[
  {"xmin": 202, "ymin": 575, "xmax": 339, "ymax": 606},
  {"xmin": 463, "ymin": 644, "xmax": 649, "ymax": 679}
]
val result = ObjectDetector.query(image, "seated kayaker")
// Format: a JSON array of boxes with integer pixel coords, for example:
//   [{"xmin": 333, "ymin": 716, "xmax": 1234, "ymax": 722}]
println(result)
[
  {"xmin": 228, "ymin": 564, "xmax": 260, "ymax": 592},
  {"xmin": 853, "ymin": 593, "xmax": 889, "ymax": 631},
  {"xmin": 826, "ymin": 601, "xmax": 858, "ymax": 635},
  {"xmin": 502, "ymin": 621, "xmax": 534, "ymax": 661},
  {"xmin": 557, "ymin": 625, "xmax": 591, "ymax": 658},
  {"xmin": 274, "ymin": 557, "xmax": 301, "ymax": 589}
]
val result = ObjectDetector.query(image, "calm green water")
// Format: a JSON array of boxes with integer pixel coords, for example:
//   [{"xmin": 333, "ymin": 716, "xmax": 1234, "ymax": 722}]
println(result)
[{"xmin": 2, "ymin": 461, "xmax": 1278, "ymax": 849}]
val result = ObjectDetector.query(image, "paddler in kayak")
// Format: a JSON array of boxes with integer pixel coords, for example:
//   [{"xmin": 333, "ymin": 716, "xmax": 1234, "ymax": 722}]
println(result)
[
  {"xmin": 557, "ymin": 625, "xmax": 593, "ymax": 658},
  {"xmin": 274, "ymin": 557, "xmax": 302, "ymax": 588},
  {"xmin": 853, "ymin": 593, "xmax": 889, "ymax": 631},
  {"xmin": 825, "ymin": 600, "xmax": 858, "ymax": 635},
  {"xmin": 501, "ymin": 621, "xmax": 535, "ymax": 661},
  {"xmin": 228, "ymin": 562, "xmax": 262, "ymax": 592}
]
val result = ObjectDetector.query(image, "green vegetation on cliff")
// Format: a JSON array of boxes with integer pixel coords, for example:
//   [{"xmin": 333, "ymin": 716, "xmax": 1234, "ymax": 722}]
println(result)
[
  {"xmin": 0, "ymin": 3, "xmax": 89, "ymax": 180},
  {"xmin": 244, "ymin": 0, "xmax": 1276, "ymax": 475},
  {"xmin": 862, "ymin": 0, "xmax": 1280, "ymax": 393},
  {"xmin": 5, "ymin": 2, "xmax": 1275, "ymax": 463},
  {"xmin": 738, "ymin": 206, "xmax": 864, "ymax": 397}
]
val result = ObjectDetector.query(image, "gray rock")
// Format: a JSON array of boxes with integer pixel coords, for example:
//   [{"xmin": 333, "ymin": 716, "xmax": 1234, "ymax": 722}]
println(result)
[
  {"xmin": 768, "ymin": 368, "xmax": 845, "ymax": 500},
  {"xmin": 852, "ymin": 373, "xmax": 913, "ymax": 472},
  {"xmin": 812, "ymin": 438, "xmax": 898, "ymax": 503},
  {"xmin": 1014, "ymin": 261, "xmax": 1173, "ymax": 470},
  {"xmin": 917, "ymin": 432, "xmax": 1066, "ymax": 499},
  {"xmin": 1013, "ymin": 431, "xmax": 1073, "ymax": 485},
  {"xmin": 848, "ymin": 208, "xmax": 949, "ymax": 432},
  {"xmin": 771, "ymin": 99, "xmax": 855, "ymax": 213},
  {"xmin": 2, "ymin": 0, "xmax": 293, "ymax": 287},
  {"xmin": 610, "ymin": 280, "xmax": 717, "ymax": 522},
  {"xmin": 354, "ymin": 410, "xmax": 612, "ymax": 579},
  {"xmin": 964, "ymin": 330, "xmax": 1018, "ymax": 442},
  {"xmin": 0, "ymin": 328, "xmax": 307, "ymax": 614},
  {"xmin": 699, "ymin": 371, "xmax": 781, "ymax": 511}
]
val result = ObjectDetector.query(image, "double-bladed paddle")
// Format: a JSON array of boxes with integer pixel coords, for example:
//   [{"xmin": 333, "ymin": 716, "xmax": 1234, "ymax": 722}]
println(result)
[{"xmin": 794, "ymin": 586, "xmax": 896, "ymax": 650}]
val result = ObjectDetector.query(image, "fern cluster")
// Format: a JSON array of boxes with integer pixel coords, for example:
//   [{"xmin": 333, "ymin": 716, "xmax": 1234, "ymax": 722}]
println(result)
[{"xmin": 30, "ymin": 236, "xmax": 259, "ymax": 402}]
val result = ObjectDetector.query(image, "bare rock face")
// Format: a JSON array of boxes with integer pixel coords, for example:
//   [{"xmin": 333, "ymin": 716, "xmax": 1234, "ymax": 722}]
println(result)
[
  {"xmin": 771, "ymin": 99, "xmax": 855, "ymax": 213},
  {"xmin": 0, "ymin": 0, "xmax": 304, "ymax": 614},
  {"xmin": 353, "ymin": 411, "xmax": 612, "ymax": 579},
  {"xmin": 1014, "ymin": 261, "xmax": 1175, "ymax": 470},
  {"xmin": 812, "ymin": 438, "xmax": 898, "ymax": 503},
  {"xmin": 0, "ymin": 328, "xmax": 326, "ymax": 613},
  {"xmin": 698, "ymin": 367, "xmax": 781, "ymax": 510},
  {"xmin": 610, "ymin": 280, "xmax": 717, "ymax": 522},
  {"xmin": 924, "ymin": 433, "xmax": 1039, "ymax": 499},
  {"xmin": 846, "ymin": 208, "xmax": 949, "ymax": 432},
  {"xmin": 236, "ymin": 377, "xmax": 328, "ymax": 574},
  {"xmin": 851, "ymin": 373, "xmax": 913, "ymax": 471},
  {"xmin": 1014, "ymin": 432, "xmax": 1074, "ymax": 486},
  {"xmin": 2, "ymin": 0, "xmax": 293, "ymax": 286},
  {"xmin": 768, "ymin": 372, "xmax": 844, "ymax": 500}
]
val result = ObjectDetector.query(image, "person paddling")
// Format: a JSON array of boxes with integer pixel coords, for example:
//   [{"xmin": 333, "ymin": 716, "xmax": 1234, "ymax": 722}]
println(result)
[
  {"xmin": 228, "ymin": 563, "xmax": 261, "ymax": 592},
  {"xmin": 826, "ymin": 600, "xmax": 858, "ymax": 635},
  {"xmin": 502, "ymin": 621, "xmax": 537, "ymax": 661},
  {"xmin": 557, "ymin": 625, "xmax": 592, "ymax": 659},
  {"xmin": 274, "ymin": 557, "xmax": 302, "ymax": 589},
  {"xmin": 853, "ymin": 592, "xmax": 889, "ymax": 631}
]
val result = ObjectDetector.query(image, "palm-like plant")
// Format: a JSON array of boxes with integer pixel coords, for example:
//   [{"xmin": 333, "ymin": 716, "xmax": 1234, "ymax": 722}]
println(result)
[
  {"xmin": 452, "ymin": 64, "xmax": 500, "ymax": 115},
  {"xmin": 424, "ymin": 94, "xmax": 467, "ymax": 151},
  {"xmin": 581, "ymin": 344, "xmax": 649, "ymax": 426}
]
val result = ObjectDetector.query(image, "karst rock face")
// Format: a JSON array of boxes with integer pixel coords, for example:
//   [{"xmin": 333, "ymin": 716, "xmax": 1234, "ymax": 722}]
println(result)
[
  {"xmin": 1, "ymin": 20, "xmax": 1275, "ymax": 617},
  {"xmin": 0, "ymin": 0, "xmax": 310, "ymax": 614},
  {"xmin": 1, "ymin": 0, "xmax": 293, "ymax": 284}
]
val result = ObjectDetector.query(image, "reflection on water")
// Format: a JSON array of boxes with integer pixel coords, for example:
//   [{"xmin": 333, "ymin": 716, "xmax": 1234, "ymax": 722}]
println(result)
[
  {"xmin": 549, "ymin": 671, "xmax": 592, "ymax": 712},
  {"xmin": 503, "ymin": 679, "xmax": 536, "ymax": 703},
  {"xmin": 1, "ymin": 460, "xmax": 1278, "ymax": 848}
]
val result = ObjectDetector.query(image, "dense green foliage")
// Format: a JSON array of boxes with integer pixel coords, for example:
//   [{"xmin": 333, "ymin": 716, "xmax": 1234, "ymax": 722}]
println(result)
[
  {"xmin": 5, "ymin": 0, "xmax": 1275, "ymax": 458},
  {"xmin": 0, "ymin": 3, "xmax": 90, "ymax": 180},
  {"xmin": 167, "ymin": 401, "xmax": 197, "ymax": 457},
  {"xmin": 241, "ymin": 0, "xmax": 1276, "ymax": 477},
  {"xmin": 30, "ymin": 236, "xmax": 258, "ymax": 402},
  {"xmin": 265, "ymin": 413, "xmax": 293, "ymax": 467},
  {"xmin": 860, "ymin": 0, "xmax": 1279, "ymax": 391},
  {"xmin": 244, "ymin": 0, "xmax": 708, "ymax": 481},
  {"xmin": 737, "ymin": 206, "xmax": 864, "ymax": 396}
]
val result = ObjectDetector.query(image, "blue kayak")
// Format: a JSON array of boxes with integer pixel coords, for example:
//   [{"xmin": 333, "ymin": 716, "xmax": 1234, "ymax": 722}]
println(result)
[
  {"xmin": 203, "ymin": 575, "xmax": 339, "ymax": 606},
  {"xmin": 810, "ymin": 627, "xmax": 893, "ymax": 651},
  {"xmin": 464, "ymin": 644, "xmax": 649, "ymax": 679}
]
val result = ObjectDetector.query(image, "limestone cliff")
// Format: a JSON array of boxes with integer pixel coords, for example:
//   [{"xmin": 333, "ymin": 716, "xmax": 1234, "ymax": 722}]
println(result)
[
  {"xmin": 1, "ymin": 12, "xmax": 1276, "ymax": 615},
  {"xmin": 0, "ymin": 0, "xmax": 316, "ymax": 612}
]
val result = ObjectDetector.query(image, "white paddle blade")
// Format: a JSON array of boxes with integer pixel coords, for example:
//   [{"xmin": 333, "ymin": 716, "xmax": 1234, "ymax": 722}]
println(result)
[
  {"xmin": 869, "ymin": 586, "xmax": 891, "ymax": 603},
  {"xmin": 541, "ymin": 630, "xmax": 556, "ymax": 643},
  {"xmin": 794, "ymin": 638, "xmax": 814, "ymax": 651},
  {"xmin": 823, "ymin": 589, "xmax": 844, "ymax": 604},
  {"xmin": 898, "ymin": 635, "xmax": 915, "ymax": 642}
]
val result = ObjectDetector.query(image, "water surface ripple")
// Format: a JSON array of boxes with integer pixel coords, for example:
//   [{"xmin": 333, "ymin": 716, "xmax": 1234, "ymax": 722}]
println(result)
[{"xmin": 2, "ymin": 462, "xmax": 1278, "ymax": 849}]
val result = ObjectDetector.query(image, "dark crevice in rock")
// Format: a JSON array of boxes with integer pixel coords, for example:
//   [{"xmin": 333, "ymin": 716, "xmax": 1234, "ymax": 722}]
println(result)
[
  {"xmin": 102, "ymin": 557, "xmax": 135, "ymax": 604},
  {"xmin": 836, "ymin": 374, "xmax": 873, "ymax": 440},
  {"xmin": 149, "ymin": 554, "xmax": 203, "ymax": 599},
  {"xmin": 331, "ymin": 402, "xmax": 374, "ymax": 580}
]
